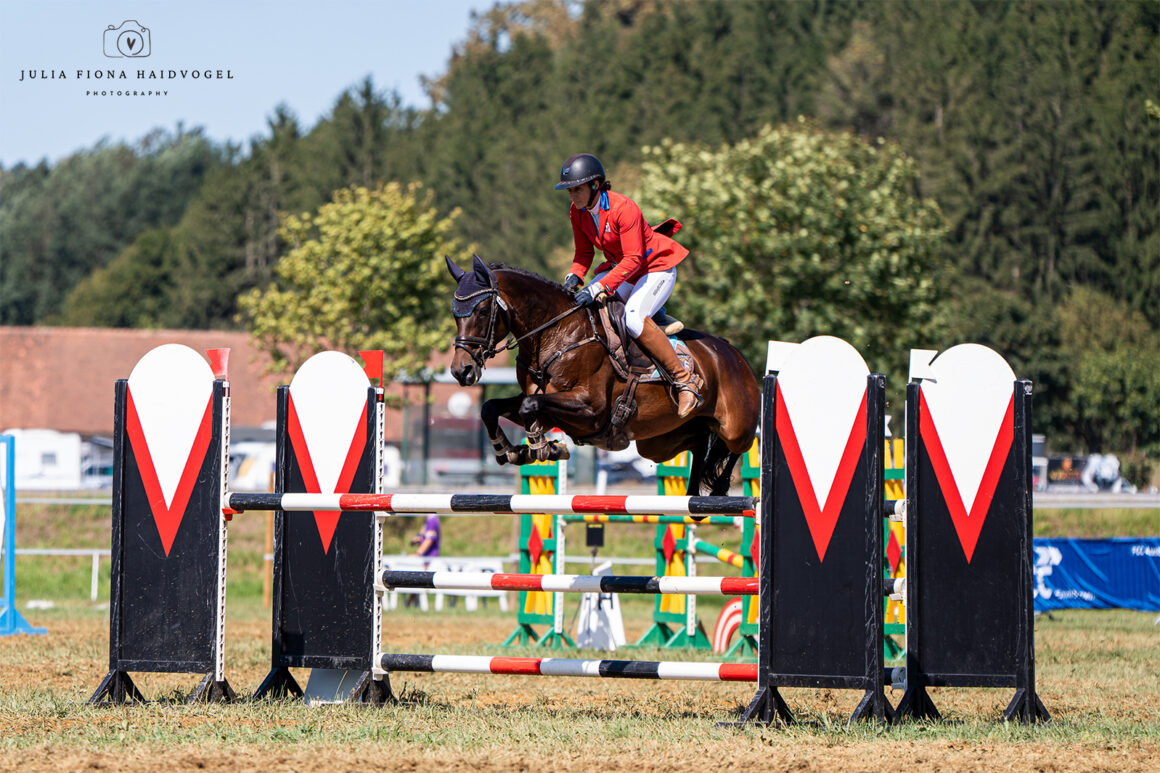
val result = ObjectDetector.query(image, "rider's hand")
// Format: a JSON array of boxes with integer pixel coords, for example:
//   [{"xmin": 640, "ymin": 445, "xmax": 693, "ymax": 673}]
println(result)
[
  {"xmin": 563, "ymin": 274, "xmax": 582, "ymax": 294},
  {"xmin": 574, "ymin": 283, "xmax": 605, "ymax": 307}
]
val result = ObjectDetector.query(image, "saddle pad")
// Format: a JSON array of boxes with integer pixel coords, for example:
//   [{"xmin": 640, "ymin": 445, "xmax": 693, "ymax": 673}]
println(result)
[
  {"xmin": 639, "ymin": 338, "xmax": 697, "ymax": 384},
  {"xmin": 598, "ymin": 297, "xmax": 700, "ymax": 383}
]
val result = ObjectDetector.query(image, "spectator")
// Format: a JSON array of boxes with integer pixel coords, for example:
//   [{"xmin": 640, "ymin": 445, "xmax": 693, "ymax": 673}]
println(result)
[
  {"xmin": 411, "ymin": 514, "xmax": 441, "ymax": 560},
  {"xmin": 402, "ymin": 515, "xmax": 441, "ymax": 609}
]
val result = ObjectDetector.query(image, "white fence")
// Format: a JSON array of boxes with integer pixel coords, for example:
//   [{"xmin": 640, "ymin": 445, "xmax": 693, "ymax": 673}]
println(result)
[{"xmin": 15, "ymin": 547, "xmax": 109, "ymax": 601}]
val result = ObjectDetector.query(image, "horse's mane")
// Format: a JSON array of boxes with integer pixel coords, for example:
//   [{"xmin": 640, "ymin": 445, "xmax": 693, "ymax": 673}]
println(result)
[{"xmin": 487, "ymin": 262, "xmax": 571, "ymax": 297}]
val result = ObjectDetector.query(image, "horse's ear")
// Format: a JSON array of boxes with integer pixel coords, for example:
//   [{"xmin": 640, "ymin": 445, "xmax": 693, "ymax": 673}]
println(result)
[
  {"xmin": 471, "ymin": 253, "xmax": 492, "ymax": 280},
  {"xmin": 445, "ymin": 255, "xmax": 466, "ymax": 281}
]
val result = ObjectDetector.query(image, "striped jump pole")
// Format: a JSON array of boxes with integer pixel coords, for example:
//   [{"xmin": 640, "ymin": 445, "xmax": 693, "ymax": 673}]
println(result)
[
  {"xmin": 378, "ymin": 570, "xmax": 758, "ymax": 596},
  {"xmin": 688, "ymin": 534, "xmax": 745, "ymax": 570},
  {"xmin": 562, "ymin": 514, "xmax": 743, "ymax": 526},
  {"xmin": 227, "ymin": 492, "xmax": 756, "ymax": 516},
  {"xmin": 376, "ymin": 654, "xmax": 757, "ymax": 682}
]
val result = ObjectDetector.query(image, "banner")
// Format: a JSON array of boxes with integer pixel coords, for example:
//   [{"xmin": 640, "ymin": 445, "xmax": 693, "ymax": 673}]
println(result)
[{"xmin": 1034, "ymin": 538, "xmax": 1160, "ymax": 612}]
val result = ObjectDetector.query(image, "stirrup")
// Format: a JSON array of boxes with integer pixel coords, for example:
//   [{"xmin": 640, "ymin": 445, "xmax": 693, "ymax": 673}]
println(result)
[{"xmin": 675, "ymin": 374, "xmax": 705, "ymax": 412}]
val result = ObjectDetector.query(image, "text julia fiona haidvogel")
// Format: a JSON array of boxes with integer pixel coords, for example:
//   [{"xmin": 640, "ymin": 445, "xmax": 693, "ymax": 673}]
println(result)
[{"xmin": 19, "ymin": 69, "xmax": 235, "ymax": 81}]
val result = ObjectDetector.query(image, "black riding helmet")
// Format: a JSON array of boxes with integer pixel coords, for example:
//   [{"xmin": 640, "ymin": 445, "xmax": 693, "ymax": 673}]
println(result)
[{"xmin": 554, "ymin": 153, "xmax": 605, "ymax": 190}]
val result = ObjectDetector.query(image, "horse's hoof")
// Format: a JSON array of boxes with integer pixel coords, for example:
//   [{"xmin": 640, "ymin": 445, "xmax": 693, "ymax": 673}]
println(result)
[
  {"xmin": 504, "ymin": 449, "xmax": 524, "ymax": 465},
  {"xmin": 551, "ymin": 442, "xmax": 571, "ymax": 461},
  {"xmin": 606, "ymin": 435, "xmax": 630, "ymax": 452}
]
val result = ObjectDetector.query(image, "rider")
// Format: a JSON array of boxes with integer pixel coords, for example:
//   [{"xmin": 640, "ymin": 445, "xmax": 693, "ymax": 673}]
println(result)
[{"xmin": 554, "ymin": 153, "xmax": 704, "ymax": 418}]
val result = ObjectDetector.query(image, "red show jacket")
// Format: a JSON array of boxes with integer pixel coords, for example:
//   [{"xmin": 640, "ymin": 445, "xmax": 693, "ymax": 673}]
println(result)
[{"xmin": 566, "ymin": 190, "xmax": 688, "ymax": 293}]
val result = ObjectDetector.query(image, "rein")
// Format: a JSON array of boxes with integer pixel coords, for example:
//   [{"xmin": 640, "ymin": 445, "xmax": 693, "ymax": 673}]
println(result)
[{"xmin": 453, "ymin": 274, "xmax": 600, "ymax": 386}]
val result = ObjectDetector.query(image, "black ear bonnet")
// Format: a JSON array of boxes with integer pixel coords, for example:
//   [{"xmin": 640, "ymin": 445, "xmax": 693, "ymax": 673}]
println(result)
[{"xmin": 452, "ymin": 255, "xmax": 501, "ymax": 318}]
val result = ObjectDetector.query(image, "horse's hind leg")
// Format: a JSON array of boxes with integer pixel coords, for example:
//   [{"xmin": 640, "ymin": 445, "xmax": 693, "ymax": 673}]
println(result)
[{"xmin": 685, "ymin": 431, "xmax": 710, "ymax": 495}]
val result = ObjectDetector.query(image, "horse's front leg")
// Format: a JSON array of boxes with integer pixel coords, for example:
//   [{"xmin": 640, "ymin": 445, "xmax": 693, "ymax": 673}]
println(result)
[
  {"xmin": 518, "ymin": 391, "xmax": 603, "ymax": 461},
  {"xmin": 524, "ymin": 431, "xmax": 571, "ymax": 462},
  {"xmin": 481, "ymin": 394, "xmax": 530, "ymax": 466}
]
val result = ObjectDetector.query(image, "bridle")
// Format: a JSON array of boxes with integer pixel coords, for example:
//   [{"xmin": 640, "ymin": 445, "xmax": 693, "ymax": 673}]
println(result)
[
  {"xmin": 453, "ymin": 273, "xmax": 594, "ymax": 382},
  {"xmin": 452, "ymin": 278, "xmax": 507, "ymax": 372}
]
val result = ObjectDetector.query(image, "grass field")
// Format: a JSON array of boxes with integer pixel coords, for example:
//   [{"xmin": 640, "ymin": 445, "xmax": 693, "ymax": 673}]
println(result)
[{"xmin": 2, "ymin": 498, "xmax": 1158, "ymax": 771}]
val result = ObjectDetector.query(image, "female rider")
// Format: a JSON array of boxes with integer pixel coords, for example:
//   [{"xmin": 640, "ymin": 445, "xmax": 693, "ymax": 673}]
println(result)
[{"xmin": 555, "ymin": 153, "xmax": 704, "ymax": 418}]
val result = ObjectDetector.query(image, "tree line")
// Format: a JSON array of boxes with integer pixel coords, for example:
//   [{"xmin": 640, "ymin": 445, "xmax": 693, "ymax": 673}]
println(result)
[{"xmin": 1, "ymin": 0, "xmax": 1156, "ymax": 474}]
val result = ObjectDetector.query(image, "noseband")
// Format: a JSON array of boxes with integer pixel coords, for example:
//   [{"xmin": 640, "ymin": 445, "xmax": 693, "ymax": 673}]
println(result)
[{"xmin": 453, "ymin": 276, "xmax": 507, "ymax": 371}]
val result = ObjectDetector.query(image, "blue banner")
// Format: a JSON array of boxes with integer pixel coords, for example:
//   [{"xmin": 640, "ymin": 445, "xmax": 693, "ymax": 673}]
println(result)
[{"xmin": 1034, "ymin": 538, "xmax": 1160, "ymax": 612}]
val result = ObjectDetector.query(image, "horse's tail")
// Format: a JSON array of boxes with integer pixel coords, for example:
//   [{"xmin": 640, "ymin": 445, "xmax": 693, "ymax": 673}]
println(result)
[{"xmin": 698, "ymin": 431, "xmax": 742, "ymax": 496}]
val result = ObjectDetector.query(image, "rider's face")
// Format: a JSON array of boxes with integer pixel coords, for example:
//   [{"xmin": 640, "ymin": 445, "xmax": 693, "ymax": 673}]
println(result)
[{"xmin": 567, "ymin": 184, "xmax": 595, "ymax": 209}]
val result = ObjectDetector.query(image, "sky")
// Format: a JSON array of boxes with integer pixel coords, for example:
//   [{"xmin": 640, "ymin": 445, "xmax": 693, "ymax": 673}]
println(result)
[{"xmin": 0, "ymin": 0, "xmax": 494, "ymax": 168}]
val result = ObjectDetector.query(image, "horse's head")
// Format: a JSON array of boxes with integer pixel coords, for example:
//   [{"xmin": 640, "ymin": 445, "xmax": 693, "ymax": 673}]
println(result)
[{"xmin": 446, "ymin": 255, "xmax": 511, "ymax": 386}]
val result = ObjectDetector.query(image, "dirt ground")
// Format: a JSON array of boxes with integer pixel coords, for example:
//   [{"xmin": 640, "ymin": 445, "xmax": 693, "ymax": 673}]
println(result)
[
  {"xmin": 2, "ymin": 609, "xmax": 1158, "ymax": 772},
  {"xmin": 5, "ymin": 743, "xmax": 1157, "ymax": 773}
]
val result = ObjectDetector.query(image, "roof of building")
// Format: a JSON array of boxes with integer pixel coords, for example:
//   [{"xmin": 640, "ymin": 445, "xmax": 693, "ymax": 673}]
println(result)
[
  {"xmin": 0, "ymin": 327, "xmax": 498, "ymax": 443},
  {"xmin": 0, "ymin": 326, "xmax": 282, "ymax": 435}
]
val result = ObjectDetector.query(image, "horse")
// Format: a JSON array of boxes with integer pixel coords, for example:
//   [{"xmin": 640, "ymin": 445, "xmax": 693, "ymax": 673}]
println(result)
[{"xmin": 446, "ymin": 255, "xmax": 761, "ymax": 496}]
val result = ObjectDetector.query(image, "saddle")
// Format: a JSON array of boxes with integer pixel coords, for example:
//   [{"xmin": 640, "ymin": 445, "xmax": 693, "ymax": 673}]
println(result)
[
  {"xmin": 596, "ymin": 297, "xmax": 698, "ymax": 383},
  {"xmin": 573, "ymin": 296, "xmax": 700, "ymax": 451}
]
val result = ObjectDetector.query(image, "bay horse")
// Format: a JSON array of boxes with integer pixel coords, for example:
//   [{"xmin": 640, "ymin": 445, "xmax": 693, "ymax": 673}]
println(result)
[{"xmin": 446, "ymin": 256, "xmax": 760, "ymax": 495}]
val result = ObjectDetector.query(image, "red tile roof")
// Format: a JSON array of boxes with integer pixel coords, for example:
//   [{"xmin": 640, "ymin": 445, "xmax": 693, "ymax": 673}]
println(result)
[
  {"xmin": 0, "ymin": 327, "xmax": 480, "ymax": 444},
  {"xmin": 0, "ymin": 326, "xmax": 283, "ymax": 435}
]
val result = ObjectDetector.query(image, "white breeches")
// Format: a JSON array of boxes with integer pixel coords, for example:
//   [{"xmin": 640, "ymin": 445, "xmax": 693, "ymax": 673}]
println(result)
[{"xmin": 591, "ymin": 268, "xmax": 676, "ymax": 337}]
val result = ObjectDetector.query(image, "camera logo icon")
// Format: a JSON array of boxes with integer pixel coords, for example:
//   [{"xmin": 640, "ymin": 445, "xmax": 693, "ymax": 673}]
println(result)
[{"xmin": 104, "ymin": 20, "xmax": 151, "ymax": 58}]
